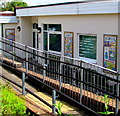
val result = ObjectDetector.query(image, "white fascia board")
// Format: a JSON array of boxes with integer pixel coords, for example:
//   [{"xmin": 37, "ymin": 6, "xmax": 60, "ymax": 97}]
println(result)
[
  {"xmin": 16, "ymin": 4, "xmax": 78, "ymax": 16},
  {"xmin": 78, "ymin": 1, "xmax": 119, "ymax": 14},
  {"xmin": 0, "ymin": 16, "xmax": 18, "ymax": 23},
  {"xmin": 29, "ymin": 4, "xmax": 78, "ymax": 16},
  {"xmin": 16, "ymin": 1, "xmax": 120, "ymax": 17},
  {"xmin": 16, "ymin": 8, "xmax": 29, "ymax": 16}
]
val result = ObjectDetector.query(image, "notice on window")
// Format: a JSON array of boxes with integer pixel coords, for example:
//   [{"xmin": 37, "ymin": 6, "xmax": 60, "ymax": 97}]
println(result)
[
  {"xmin": 103, "ymin": 35, "xmax": 117, "ymax": 71},
  {"xmin": 79, "ymin": 35, "xmax": 96, "ymax": 60},
  {"xmin": 64, "ymin": 32, "xmax": 74, "ymax": 57}
]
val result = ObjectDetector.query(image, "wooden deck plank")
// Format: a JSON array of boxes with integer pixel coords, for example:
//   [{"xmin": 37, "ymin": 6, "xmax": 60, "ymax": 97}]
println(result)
[
  {"xmin": 0, "ymin": 57, "xmax": 22, "ymax": 68},
  {"xmin": 26, "ymin": 91, "xmax": 79, "ymax": 114},
  {"xmin": 17, "ymin": 68, "xmax": 119, "ymax": 109}
]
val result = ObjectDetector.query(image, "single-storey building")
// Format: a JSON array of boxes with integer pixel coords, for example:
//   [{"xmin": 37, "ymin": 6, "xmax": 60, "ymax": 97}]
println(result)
[
  {"xmin": 0, "ymin": 11, "xmax": 18, "ymax": 39},
  {"xmin": 1, "ymin": 0, "xmax": 120, "ymax": 72}
]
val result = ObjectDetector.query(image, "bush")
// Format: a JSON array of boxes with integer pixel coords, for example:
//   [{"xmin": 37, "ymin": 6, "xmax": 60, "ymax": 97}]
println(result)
[{"xmin": 0, "ymin": 82, "xmax": 27, "ymax": 115}]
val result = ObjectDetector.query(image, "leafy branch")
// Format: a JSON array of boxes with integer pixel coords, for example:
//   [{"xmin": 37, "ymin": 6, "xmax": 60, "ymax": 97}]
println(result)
[
  {"xmin": 53, "ymin": 101, "xmax": 63, "ymax": 115},
  {"xmin": 98, "ymin": 94, "xmax": 114, "ymax": 115}
]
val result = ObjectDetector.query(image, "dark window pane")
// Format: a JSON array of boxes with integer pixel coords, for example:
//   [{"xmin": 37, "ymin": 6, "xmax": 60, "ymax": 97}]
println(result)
[
  {"xmin": 79, "ymin": 35, "xmax": 97, "ymax": 59},
  {"xmin": 48, "ymin": 24, "xmax": 61, "ymax": 31},
  {"xmin": 43, "ymin": 24, "xmax": 47, "ymax": 30},
  {"xmin": 49, "ymin": 34, "xmax": 61, "ymax": 52},
  {"xmin": 43, "ymin": 32, "xmax": 48, "ymax": 50}
]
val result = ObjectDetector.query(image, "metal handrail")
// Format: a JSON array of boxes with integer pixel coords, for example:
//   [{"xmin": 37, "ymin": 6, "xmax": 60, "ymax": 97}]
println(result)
[{"xmin": 0, "ymin": 37, "xmax": 119, "ymax": 116}]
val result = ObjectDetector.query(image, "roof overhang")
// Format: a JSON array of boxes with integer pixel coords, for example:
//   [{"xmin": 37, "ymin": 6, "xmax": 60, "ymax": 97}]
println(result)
[
  {"xmin": 0, "ymin": 16, "xmax": 18, "ymax": 23},
  {"xmin": 16, "ymin": 0, "xmax": 120, "ymax": 17}
]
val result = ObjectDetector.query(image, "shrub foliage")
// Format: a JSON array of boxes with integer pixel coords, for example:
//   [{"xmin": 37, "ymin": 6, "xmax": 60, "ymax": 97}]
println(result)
[{"xmin": 0, "ymin": 82, "xmax": 27, "ymax": 115}]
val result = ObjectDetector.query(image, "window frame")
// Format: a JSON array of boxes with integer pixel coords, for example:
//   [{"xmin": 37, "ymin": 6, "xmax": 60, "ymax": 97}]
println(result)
[
  {"xmin": 78, "ymin": 33, "xmax": 97, "ymax": 63},
  {"xmin": 43, "ymin": 24, "xmax": 62, "ymax": 54}
]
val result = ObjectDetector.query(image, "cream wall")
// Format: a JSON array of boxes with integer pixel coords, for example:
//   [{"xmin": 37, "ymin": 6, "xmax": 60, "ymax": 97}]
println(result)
[
  {"xmin": 18, "ymin": 17, "xmax": 32, "ymax": 47},
  {"xmin": 38, "ymin": 14, "xmax": 118, "ymax": 67},
  {"xmin": 32, "ymin": 16, "xmax": 38, "ymax": 23}
]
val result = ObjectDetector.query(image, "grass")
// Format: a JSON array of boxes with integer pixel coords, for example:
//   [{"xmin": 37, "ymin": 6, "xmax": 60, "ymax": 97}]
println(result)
[{"xmin": 0, "ymin": 82, "xmax": 27, "ymax": 115}]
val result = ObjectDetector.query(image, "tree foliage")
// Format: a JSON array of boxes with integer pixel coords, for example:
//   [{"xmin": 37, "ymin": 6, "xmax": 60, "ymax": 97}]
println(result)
[{"xmin": 0, "ymin": 0, "xmax": 28, "ymax": 11}]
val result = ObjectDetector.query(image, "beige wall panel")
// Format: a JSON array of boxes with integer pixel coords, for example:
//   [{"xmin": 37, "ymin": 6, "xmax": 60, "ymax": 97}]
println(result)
[
  {"xmin": 38, "ymin": 14, "xmax": 118, "ymax": 66},
  {"xmin": 18, "ymin": 17, "xmax": 32, "ymax": 47}
]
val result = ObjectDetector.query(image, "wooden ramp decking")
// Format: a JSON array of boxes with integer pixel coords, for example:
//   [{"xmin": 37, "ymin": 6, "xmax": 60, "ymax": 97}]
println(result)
[
  {"xmin": 1, "ymin": 56, "xmax": 120, "ymax": 115},
  {"xmin": 0, "ymin": 65, "xmax": 82, "ymax": 115},
  {"xmin": 17, "ymin": 67, "xmax": 119, "ymax": 109},
  {"xmin": 0, "ymin": 56, "xmax": 22, "ymax": 68},
  {"xmin": 25, "ymin": 92, "xmax": 80, "ymax": 115}
]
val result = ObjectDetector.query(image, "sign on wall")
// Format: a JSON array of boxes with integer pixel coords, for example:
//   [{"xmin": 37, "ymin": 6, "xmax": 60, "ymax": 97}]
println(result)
[
  {"xmin": 64, "ymin": 32, "xmax": 74, "ymax": 58},
  {"xmin": 103, "ymin": 34, "xmax": 117, "ymax": 71},
  {"xmin": 5, "ymin": 29, "xmax": 15, "ymax": 51},
  {"xmin": 5, "ymin": 29, "xmax": 15, "ymax": 41}
]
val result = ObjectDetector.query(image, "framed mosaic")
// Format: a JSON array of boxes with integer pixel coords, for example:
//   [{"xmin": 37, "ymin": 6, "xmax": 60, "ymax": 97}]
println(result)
[
  {"xmin": 64, "ymin": 32, "xmax": 74, "ymax": 58},
  {"xmin": 103, "ymin": 34, "xmax": 117, "ymax": 71}
]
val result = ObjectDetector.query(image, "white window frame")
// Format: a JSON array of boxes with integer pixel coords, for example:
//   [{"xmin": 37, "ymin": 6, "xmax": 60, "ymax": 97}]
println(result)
[
  {"xmin": 78, "ymin": 33, "xmax": 97, "ymax": 64},
  {"xmin": 43, "ymin": 24, "xmax": 62, "ymax": 54}
]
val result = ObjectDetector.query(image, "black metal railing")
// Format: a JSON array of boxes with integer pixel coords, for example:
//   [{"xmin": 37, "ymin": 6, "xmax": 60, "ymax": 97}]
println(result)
[{"xmin": 0, "ymin": 37, "xmax": 120, "ymax": 116}]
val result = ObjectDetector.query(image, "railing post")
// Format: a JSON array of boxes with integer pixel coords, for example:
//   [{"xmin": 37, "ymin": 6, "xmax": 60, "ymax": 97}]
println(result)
[
  {"xmin": 80, "ymin": 68, "xmax": 83, "ymax": 104},
  {"xmin": 59, "ymin": 67, "xmax": 62, "ymax": 92},
  {"xmin": 25, "ymin": 45, "xmax": 28, "ymax": 74},
  {"xmin": 59, "ymin": 57, "xmax": 63, "ymax": 92},
  {"xmin": 52, "ymin": 90, "xmax": 56, "ymax": 115},
  {"xmin": 12, "ymin": 42, "xmax": 15, "ymax": 67},
  {"xmin": 115, "ymin": 73, "xmax": 119, "ymax": 116},
  {"xmin": 0, "ymin": 38, "xmax": 3, "ymax": 64},
  {"xmin": 43, "ymin": 64, "xmax": 47, "ymax": 83},
  {"xmin": 0, "ymin": 38, "xmax": 2, "ymax": 57},
  {"xmin": 3, "ymin": 39, "xmax": 5, "ymax": 58},
  {"xmin": 22, "ymin": 72, "xmax": 26, "ymax": 95}
]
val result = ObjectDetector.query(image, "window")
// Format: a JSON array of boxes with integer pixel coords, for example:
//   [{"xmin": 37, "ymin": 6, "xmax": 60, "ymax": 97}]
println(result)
[
  {"xmin": 79, "ymin": 34, "xmax": 97, "ymax": 60},
  {"xmin": 43, "ymin": 24, "xmax": 62, "ymax": 52},
  {"xmin": 49, "ymin": 34, "xmax": 61, "ymax": 52}
]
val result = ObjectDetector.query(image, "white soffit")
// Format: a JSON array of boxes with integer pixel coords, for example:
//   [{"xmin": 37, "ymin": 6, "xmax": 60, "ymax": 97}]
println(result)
[
  {"xmin": 16, "ymin": 0, "xmax": 120, "ymax": 17},
  {"xmin": 0, "ymin": 16, "xmax": 18, "ymax": 23}
]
